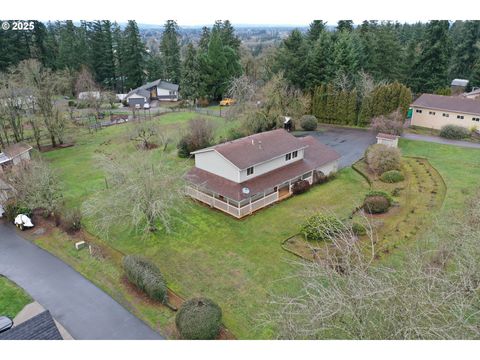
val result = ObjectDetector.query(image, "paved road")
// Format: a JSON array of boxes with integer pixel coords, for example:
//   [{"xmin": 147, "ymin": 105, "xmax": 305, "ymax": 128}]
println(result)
[
  {"xmin": 0, "ymin": 222, "xmax": 163, "ymax": 340},
  {"xmin": 402, "ymin": 133, "xmax": 480, "ymax": 149},
  {"xmin": 298, "ymin": 126, "xmax": 377, "ymax": 169}
]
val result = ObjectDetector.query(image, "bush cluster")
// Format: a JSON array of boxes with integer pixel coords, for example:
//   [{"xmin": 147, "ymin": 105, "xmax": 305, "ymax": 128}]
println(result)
[
  {"xmin": 351, "ymin": 222, "xmax": 367, "ymax": 236},
  {"xmin": 380, "ymin": 170, "xmax": 405, "ymax": 183},
  {"xmin": 175, "ymin": 298, "xmax": 222, "ymax": 340},
  {"xmin": 3, "ymin": 201, "xmax": 32, "ymax": 222},
  {"xmin": 61, "ymin": 208, "xmax": 82, "ymax": 232},
  {"xmin": 365, "ymin": 144, "xmax": 401, "ymax": 175},
  {"xmin": 363, "ymin": 190, "xmax": 392, "ymax": 214},
  {"xmin": 301, "ymin": 214, "xmax": 344, "ymax": 241},
  {"xmin": 291, "ymin": 180, "xmax": 310, "ymax": 195},
  {"xmin": 439, "ymin": 124, "xmax": 470, "ymax": 140},
  {"xmin": 123, "ymin": 255, "xmax": 168, "ymax": 303},
  {"xmin": 177, "ymin": 118, "xmax": 214, "ymax": 158},
  {"xmin": 300, "ymin": 115, "xmax": 318, "ymax": 131}
]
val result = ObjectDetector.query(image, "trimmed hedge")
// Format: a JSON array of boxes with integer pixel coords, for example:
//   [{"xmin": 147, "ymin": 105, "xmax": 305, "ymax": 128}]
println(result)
[
  {"xmin": 301, "ymin": 214, "xmax": 344, "ymax": 241},
  {"xmin": 380, "ymin": 170, "xmax": 405, "ymax": 183},
  {"xmin": 291, "ymin": 180, "xmax": 310, "ymax": 195},
  {"xmin": 123, "ymin": 255, "xmax": 168, "ymax": 303},
  {"xmin": 363, "ymin": 196, "xmax": 390, "ymax": 214},
  {"xmin": 175, "ymin": 298, "xmax": 222, "ymax": 340},
  {"xmin": 440, "ymin": 124, "xmax": 470, "ymax": 140},
  {"xmin": 365, "ymin": 190, "xmax": 393, "ymax": 204},
  {"xmin": 300, "ymin": 115, "xmax": 318, "ymax": 131}
]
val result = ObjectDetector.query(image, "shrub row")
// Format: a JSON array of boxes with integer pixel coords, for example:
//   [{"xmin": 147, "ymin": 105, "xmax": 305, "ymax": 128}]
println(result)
[{"xmin": 123, "ymin": 255, "xmax": 168, "ymax": 303}]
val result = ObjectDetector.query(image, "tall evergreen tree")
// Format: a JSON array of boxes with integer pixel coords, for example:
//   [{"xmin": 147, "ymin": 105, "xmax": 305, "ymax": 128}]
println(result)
[
  {"xmin": 449, "ymin": 21, "xmax": 480, "ymax": 81},
  {"xmin": 180, "ymin": 43, "xmax": 201, "ymax": 101},
  {"xmin": 122, "ymin": 20, "xmax": 145, "ymax": 90},
  {"xmin": 275, "ymin": 29, "xmax": 309, "ymax": 89},
  {"xmin": 160, "ymin": 20, "xmax": 181, "ymax": 83},
  {"xmin": 305, "ymin": 31, "xmax": 334, "ymax": 89},
  {"xmin": 307, "ymin": 20, "xmax": 326, "ymax": 42},
  {"xmin": 411, "ymin": 20, "xmax": 451, "ymax": 93},
  {"xmin": 336, "ymin": 20, "xmax": 354, "ymax": 32}
]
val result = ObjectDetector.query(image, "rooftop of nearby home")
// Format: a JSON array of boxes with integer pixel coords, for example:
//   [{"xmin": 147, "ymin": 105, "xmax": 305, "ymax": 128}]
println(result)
[
  {"xmin": 0, "ymin": 142, "xmax": 32, "ymax": 164},
  {"xmin": 192, "ymin": 129, "xmax": 310, "ymax": 170},
  {"xmin": 411, "ymin": 93, "xmax": 480, "ymax": 116}
]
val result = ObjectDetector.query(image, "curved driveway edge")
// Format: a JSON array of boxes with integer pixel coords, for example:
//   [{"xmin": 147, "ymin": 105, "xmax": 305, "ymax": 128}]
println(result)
[{"xmin": 0, "ymin": 222, "xmax": 163, "ymax": 340}]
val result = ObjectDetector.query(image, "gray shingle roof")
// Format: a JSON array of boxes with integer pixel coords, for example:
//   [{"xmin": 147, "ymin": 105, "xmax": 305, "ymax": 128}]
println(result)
[
  {"xmin": 0, "ymin": 311, "xmax": 62, "ymax": 340},
  {"xmin": 126, "ymin": 79, "xmax": 179, "ymax": 99},
  {"xmin": 411, "ymin": 94, "xmax": 480, "ymax": 116}
]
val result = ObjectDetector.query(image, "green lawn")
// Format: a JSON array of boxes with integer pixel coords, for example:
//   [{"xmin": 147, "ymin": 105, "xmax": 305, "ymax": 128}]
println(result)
[
  {"xmin": 399, "ymin": 138, "xmax": 480, "ymax": 210},
  {"xmin": 0, "ymin": 276, "xmax": 32, "ymax": 319},
  {"xmin": 40, "ymin": 112, "xmax": 369, "ymax": 338}
]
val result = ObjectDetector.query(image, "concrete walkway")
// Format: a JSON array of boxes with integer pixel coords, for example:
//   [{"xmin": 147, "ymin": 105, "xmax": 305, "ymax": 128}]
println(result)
[
  {"xmin": 402, "ymin": 133, "xmax": 480, "ymax": 149},
  {"xmin": 0, "ymin": 222, "xmax": 163, "ymax": 340}
]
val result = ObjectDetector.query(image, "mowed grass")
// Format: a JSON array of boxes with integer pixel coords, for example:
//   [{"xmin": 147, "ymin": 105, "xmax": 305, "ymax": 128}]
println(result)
[
  {"xmin": 0, "ymin": 276, "xmax": 32, "ymax": 319},
  {"xmin": 399, "ymin": 138, "xmax": 480, "ymax": 210},
  {"xmin": 41, "ymin": 112, "xmax": 369, "ymax": 338}
]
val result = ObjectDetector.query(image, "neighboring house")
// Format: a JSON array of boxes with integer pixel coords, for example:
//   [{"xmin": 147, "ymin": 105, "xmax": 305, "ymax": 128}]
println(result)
[
  {"xmin": 376, "ymin": 133, "xmax": 399, "ymax": 148},
  {"xmin": 0, "ymin": 142, "xmax": 33, "ymax": 173},
  {"xmin": 451, "ymin": 79, "xmax": 469, "ymax": 95},
  {"xmin": 125, "ymin": 79, "xmax": 179, "ymax": 107},
  {"xmin": 185, "ymin": 129, "xmax": 340, "ymax": 218},
  {"xmin": 0, "ymin": 311, "xmax": 63, "ymax": 340},
  {"xmin": 410, "ymin": 94, "xmax": 480, "ymax": 130}
]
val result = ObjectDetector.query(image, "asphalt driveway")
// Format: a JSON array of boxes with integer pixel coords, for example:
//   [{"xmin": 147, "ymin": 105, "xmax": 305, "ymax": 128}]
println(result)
[
  {"xmin": 298, "ymin": 126, "xmax": 377, "ymax": 168},
  {"xmin": 0, "ymin": 222, "xmax": 163, "ymax": 340}
]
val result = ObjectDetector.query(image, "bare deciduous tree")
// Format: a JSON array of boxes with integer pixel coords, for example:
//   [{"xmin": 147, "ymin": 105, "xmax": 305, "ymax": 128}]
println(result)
[
  {"xmin": 129, "ymin": 121, "xmax": 161, "ymax": 150},
  {"xmin": 263, "ymin": 202, "xmax": 480, "ymax": 339},
  {"xmin": 82, "ymin": 153, "xmax": 187, "ymax": 237},
  {"xmin": 8, "ymin": 158, "xmax": 63, "ymax": 217}
]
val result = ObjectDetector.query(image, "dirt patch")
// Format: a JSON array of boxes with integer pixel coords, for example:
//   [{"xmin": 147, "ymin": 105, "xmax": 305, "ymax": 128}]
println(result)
[{"xmin": 39, "ymin": 143, "xmax": 74, "ymax": 153}]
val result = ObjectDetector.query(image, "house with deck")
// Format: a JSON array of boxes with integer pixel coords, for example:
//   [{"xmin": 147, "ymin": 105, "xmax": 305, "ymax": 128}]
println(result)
[
  {"xmin": 185, "ymin": 129, "xmax": 340, "ymax": 218},
  {"xmin": 125, "ymin": 79, "xmax": 179, "ymax": 107},
  {"xmin": 410, "ymin": 94, "xmax": 480, "ymax": 130}
]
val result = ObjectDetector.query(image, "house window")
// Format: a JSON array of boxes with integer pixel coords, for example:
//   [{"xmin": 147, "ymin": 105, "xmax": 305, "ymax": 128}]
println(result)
[
  {"xmin": 473, "ymin": 117, "xmax": 480, "ymax": 122},
  {"xmin": 416, "ymin": 109, "xmax": 422, "ymax": 113},
  {"xmin": 247, "ymin": 167, "xmax": 254, "ymax": 176},
  {"xmin": 292, "ymin": 151, "xmax": 298, "ymax": 158},
  {"xmin": 285, "ymin": 153, "xmax": 292, "ymax": 161},
  {"xmin": 457, "ymin": 115, "xmax": 464, "ymax": 119},
  {"xmin": 429, "ymin": 111, "xmax": 436, "ymax": 115},
  {"xmin": 442, "ymin": 113, "xmax": 449, "ymax": 117}
]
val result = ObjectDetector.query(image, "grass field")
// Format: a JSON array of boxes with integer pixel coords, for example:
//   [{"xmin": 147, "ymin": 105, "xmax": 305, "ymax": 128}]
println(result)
[
  {"xmin": 36, "ymin": 115, "xmax": 480, "ymax": 338},
  {"xmin": 0, "ymin": 276, "xmax": 32, "ymax": 319},
  {"xmin": 38, "ymin": 112, "xmax": 369, "ymax": 338}
]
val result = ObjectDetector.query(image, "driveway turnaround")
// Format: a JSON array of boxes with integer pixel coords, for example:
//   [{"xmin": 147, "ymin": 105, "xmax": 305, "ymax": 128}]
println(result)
[
  {"xmin": 0, "ymin": 222, "xmax": 163, "ymax": 340},
  {"xmin": 402, "ymin": 133, "xmax": 480, "ymax": 149},
  {"xmin": 299, "ymin": 126, "xmax": 377, "ymax": 169}
]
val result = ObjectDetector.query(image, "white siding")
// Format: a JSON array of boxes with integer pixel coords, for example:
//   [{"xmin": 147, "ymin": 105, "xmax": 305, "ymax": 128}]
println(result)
[
  {"xmin": 411, "ymin": 106, "xmax": 480, "ymax": 130},
  {"xmin": 195, "ymin": 150, "xmax": 240, "ymax": 183},
  {"xmin": 317, "ymin": 160, "xmax": 338, "ymax": 176},
  {"xmin": 377, "ymin": 138, "xmax": 398, "ymax": 148},
  {"xmin": 239, "ymin": 149, "xmax": 305, "ymax": 182},
  {"xmin": 157, "ymin": 88, "xmax": 171, "ymax": 96}
]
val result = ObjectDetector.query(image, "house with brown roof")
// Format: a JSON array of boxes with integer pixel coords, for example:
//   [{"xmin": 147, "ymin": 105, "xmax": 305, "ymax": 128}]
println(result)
[
  {"xmin": 410, "ymin": 94, "xmax": 480, "ymax": 130},
  {"xmin": 185, "ymin": 129, "xmax": 340, "ymax": 218}
]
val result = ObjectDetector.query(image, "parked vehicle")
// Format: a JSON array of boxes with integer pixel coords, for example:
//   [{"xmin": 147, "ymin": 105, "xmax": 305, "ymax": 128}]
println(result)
[
  {"xmin": 0, "ymin": 316, "xmax": 13, "ymax": 334},
  {"xmin": 220, "ymin": 98, "xmax": 236, "ymax": 106},
  {"xmin": 14, "ymin": 214, "xmax": 34, "ymax": 230}
]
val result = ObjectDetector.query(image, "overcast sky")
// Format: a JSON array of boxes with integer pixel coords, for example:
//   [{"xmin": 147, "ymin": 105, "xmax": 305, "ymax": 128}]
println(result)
[{"xmin": 2, "ymin": 0, "xmax": 478, "ymax": 26}]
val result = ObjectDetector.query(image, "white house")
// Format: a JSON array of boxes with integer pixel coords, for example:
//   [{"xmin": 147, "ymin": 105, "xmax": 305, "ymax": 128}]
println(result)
[{"xmin": 185, "ymin": 129, "xmax": 340, "ymax": 218}]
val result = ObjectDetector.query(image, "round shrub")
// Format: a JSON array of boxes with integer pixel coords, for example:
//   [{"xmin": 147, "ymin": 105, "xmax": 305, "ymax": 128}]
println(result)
[
  {"xmin": 301, "ymin": 214, "xmax": 344, "ymax": 241},
  {"xmin": 123, "ymin": 255, "xmax": 168, "ymax": 303},
  {"xmin": 365, "ymin": 190, "xmax": 393, "ymax": 205},
  {"xmin": 300, "ymin": 115, "xmax": 318, "ymax": 131},
  {"xmin": 351, "ymin": 222, "xmax": 367, "ymax": 236},
  {"xmin": 380, "ymin": 170, "xmax": 405, "ymax": 183},
  {"xmin": 291, "ymin": 180, "xmax": 310, "ymax": 195},
  {"xmin": 439, "ymin": 124, "xmax": 470, "ymax": 140},
  {"xmin": 365, "ymin": 144, "xmax": 401, "ymax": 175},
  {"xmin": 363, "ymin": 196, "xmax": 390, "ymax": 214},
  {"xmin": 175, "ymin": 298, "xmax": 222, "ymax": 340}
]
